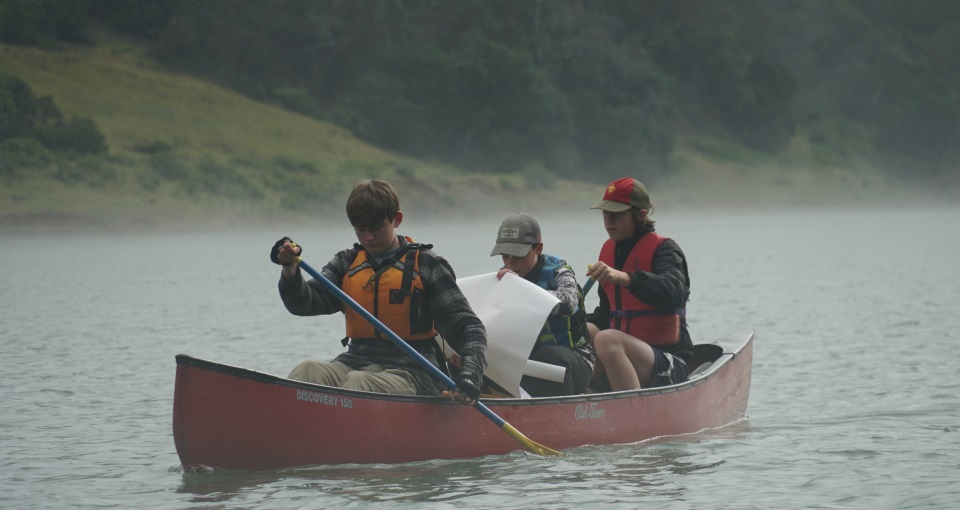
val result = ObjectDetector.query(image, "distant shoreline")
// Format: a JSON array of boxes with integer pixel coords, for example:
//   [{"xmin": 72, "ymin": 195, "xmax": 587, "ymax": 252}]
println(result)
[
  {"xmin": 3, "ymin": 175, "xmax": 956, "ymax": 236},
  {"xmin": 3, "ymin": 41, "xmax": 956, "ymax": 238}
]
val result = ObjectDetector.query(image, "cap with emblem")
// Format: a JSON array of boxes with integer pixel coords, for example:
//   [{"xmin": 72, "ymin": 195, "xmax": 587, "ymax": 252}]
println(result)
[
  {"xmin": 490, "ymin": 212, "xmax": 541, "ymax": 257},
  {"xmin": 590, "ymin": 177, "xmax": 651, "ymax": 212}
]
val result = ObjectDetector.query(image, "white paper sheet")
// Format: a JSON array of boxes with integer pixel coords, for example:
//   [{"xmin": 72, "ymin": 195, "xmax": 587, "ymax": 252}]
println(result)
[{"xmin": 450, "ymin": 272, "xmax": 563, "ymax": 397}]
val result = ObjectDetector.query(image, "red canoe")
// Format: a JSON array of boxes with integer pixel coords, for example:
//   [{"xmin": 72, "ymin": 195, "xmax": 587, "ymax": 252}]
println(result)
[{"xmin": 173, "ymin": 330, "xmax": 753, "ymax": 470}]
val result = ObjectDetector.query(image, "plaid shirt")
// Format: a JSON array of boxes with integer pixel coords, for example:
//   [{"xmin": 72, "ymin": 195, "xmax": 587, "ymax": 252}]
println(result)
[{"xmin": 279, "ymin": 236, "xmax": 487, "ymax": 395}]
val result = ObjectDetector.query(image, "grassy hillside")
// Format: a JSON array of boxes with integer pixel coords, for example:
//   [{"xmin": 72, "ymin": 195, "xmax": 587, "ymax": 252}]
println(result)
[
  {"xmin": 1, "ymin": 41, "xmax": 601, "ymax": 230},
  {"xmin": 1, "ymin": 41, "xmax": 955, "ymax": 232}
]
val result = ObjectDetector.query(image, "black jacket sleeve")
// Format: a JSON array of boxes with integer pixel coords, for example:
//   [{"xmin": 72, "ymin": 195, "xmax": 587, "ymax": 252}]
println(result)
[
  {"xmin": 586, "ymin": 238, "xmax": 690, "ymax": 328},
  {"xmin": 625, "ymin": 239, "xmax": 690, "ymax": 309}
]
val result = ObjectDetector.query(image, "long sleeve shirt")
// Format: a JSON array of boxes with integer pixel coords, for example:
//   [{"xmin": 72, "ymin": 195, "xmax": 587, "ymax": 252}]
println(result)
[{"xmin": 279, "ymin": 236, "xmax": 486, "ymax": 395}]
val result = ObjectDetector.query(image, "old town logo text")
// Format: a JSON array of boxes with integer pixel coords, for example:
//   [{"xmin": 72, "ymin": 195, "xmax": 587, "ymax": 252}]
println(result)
[{"xmin": 575, "ymin": 402, "xmax": 604, "ymax": 420}]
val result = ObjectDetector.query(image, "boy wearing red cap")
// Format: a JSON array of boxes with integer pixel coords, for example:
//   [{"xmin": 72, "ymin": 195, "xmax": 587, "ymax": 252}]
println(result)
[{"xmin": 585, "ymin": 177, "xmax": 694, "ymax": 390}]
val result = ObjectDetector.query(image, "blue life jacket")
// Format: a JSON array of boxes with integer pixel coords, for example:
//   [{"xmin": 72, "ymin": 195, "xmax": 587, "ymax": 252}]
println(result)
[{"xmin": 531, "ymin": 254, "xmax": 589, "ymax": 351}]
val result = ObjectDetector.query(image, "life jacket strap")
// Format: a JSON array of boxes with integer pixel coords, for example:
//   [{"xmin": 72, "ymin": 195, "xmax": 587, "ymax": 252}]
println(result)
[{"xmin": 399, "ymin": 244, "xmax": 420, "ymax": 297}]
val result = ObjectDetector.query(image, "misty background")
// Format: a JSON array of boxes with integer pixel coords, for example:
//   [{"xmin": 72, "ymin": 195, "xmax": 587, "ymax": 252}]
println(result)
[
  {"xmin": 1, "ymin": 0, "xmax": 959, "ymax": 228},
  {"xmin": 3, "ymin": 3, "xmax": 960, "ymax": 508}
]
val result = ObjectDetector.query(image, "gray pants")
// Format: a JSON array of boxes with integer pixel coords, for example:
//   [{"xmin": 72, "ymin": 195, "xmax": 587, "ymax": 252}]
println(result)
[{"xmin": 288, "ymin": 360, "xmax": 418, "ymax": 395}]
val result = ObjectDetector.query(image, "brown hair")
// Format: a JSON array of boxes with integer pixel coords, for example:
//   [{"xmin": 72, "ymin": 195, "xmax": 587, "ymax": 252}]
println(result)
[
  {"xmin": 631, "ymin": 203, "xmax": 656, "ymax": 233},
  {"xmin": 346, "ymin": 179, "xmax": 400, "ymax": 228}
]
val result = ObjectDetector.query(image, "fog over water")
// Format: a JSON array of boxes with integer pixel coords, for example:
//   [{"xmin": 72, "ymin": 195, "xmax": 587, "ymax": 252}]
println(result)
[{"xmin": 2, "ymin": 206, "xmax": 959, "ymax": 509}]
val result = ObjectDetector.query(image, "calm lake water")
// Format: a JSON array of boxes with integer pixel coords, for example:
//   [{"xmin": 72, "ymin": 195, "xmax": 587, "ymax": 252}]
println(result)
[{"xmin": 2, "ymin": 206, "xmax": 959, "ymax": 509}]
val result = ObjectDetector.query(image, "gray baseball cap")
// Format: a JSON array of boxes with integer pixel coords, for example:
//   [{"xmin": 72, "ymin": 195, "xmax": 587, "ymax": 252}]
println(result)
[{"xmin": 490, "ymin": 212, "xmax": 542, "ymax": 257}]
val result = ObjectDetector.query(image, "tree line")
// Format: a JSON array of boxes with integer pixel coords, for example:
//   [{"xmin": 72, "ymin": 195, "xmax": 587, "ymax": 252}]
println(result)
[{"xmin": 2, "ymin": 0, "xmax": 958, "ymax": 181}]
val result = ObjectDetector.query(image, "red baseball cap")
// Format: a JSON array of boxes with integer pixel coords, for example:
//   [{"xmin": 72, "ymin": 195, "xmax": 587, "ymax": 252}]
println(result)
[{"xmin": 590, "ymin": 177, "xmax": 651, "ymax": 212}]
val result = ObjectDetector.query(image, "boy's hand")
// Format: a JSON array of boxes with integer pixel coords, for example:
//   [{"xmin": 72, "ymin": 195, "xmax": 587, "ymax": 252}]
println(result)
[
  {"xmin": 271, "ymin": 237, "xmax": 302, "ymax": 266},
  {"xmin": 451, "ymin": 371, "xmax": 481, "ymax": 406}
]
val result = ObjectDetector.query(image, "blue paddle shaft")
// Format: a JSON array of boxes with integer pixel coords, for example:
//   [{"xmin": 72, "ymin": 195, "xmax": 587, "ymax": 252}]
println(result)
[
  {"xmin": 582, "ymin": 277, "xmax": 595, "ymax": 296},
  {"xmin": 583, "ymin": 278, "xmax": 596, "ymax": 296},
  {"xmin": 297, "ymin": 259, "xmax": 507, "ymax": 426}
]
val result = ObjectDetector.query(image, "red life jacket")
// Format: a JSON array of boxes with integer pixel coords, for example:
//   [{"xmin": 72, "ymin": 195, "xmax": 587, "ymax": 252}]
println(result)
[{"xmin": 598, "ymin": 232, "xmax": 683, "ymax": 346}]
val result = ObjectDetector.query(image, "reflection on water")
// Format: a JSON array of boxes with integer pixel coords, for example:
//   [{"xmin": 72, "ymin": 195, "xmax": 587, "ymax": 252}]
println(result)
[
  {"xmin": 174, "ymin": 420, "xmax": 753, "ymax": 508},
  {"xmin": 3, "ymin": 208, "xmax": 960, "ymax": 509}
]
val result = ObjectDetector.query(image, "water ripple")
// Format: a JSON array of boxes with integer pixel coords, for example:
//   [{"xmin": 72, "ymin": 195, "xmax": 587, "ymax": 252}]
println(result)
[{"xmin": 3, "ymin": 211, "xmax": 960, "ymax": 509}]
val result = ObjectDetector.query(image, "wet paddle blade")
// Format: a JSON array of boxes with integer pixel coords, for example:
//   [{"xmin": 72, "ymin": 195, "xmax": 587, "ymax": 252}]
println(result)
[{"xmin": 502, "ymin": 423, "xmax": 563, "ymax": 456}]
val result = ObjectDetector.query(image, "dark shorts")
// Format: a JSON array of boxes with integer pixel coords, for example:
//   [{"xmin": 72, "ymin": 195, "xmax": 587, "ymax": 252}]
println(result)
[
  {"xmin": 521, "ymin": 345, "xmax": 594, "ymax": 397},
  {"xmin": 649, "ymin": 349, "xmax": 688, "ymax": 388}
]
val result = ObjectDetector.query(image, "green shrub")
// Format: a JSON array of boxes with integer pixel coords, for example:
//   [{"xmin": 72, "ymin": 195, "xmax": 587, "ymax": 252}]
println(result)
[
  {"xmin": 0, "ymin": 72, "xmax": 38, "ymax": 141},
  {"xmin": 273, "ymin": 155, "xmax": 319, "ymax": 174},
  {"xmin": 228, "ymin": 154, "xmax": 255, "ymax": 167},
  {"xmin": 34, "ymin": 96, "xmax": 63, "ymax": 126},
  {"xmin": 34, "ymin": 116, "xmax": 108, "ymax": 154},
  {"xmin": 239, "ymin": 179, "xmax": 267, "ymax": 200},
  {"xmin": 196, "ymin": 157, "xmax": 229, "ymax": 194},
  {"xmin": 801, "ymin": 113, "xmax": 873, "ymax": 167},
  {"xmin": 196, "ymin": 156, "xmax": 265, "ymax": 199},
  {"xmin": 137, "ymin": 140, "xmax": 173, "ymax": 154},
  {"xmin": 54, "ymin": 153, "xmax": 116, "ymax": 186},
  {"xmin": 394, "ymin": 165, "xmax": 415, "ymax": 180},
  {"xmin": 271, "ymin": 87, "xmax": 317, "ymax": 116},
  {"xmin": 149, "ymin": 152, "xmax": 195, "ymax": 181},
  {"xmin": 107, "ymin": 152, "xmax": 138, "ymax": 166},
  {"xmin": 137, "ymin": 171, "xmax": 162, "ymax": 192},
  {"xmin": 0, "ymin": 72, "xmax": 109, "ymax": 155},
  {"xmin": 0, "ymin": 137, "xmax": 54, "ymax": 176}
]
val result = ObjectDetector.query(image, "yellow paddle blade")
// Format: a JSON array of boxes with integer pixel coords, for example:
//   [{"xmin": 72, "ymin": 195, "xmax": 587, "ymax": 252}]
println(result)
[{"xmin": 501, "ymin": 423, "xmax": 563, "ymax": 456}]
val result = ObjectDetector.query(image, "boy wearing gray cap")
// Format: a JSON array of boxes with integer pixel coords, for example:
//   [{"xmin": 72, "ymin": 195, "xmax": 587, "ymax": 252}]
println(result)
[{"xmin": 490, "ymin": 212, "xmax": 596, "ymax": 397}]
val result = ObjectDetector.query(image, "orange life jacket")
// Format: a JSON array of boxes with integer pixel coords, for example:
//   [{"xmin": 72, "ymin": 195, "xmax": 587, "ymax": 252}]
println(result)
[
  {"xmin": 342, "ymin": 238, "xmax": 437, "ymax": 342},
  {"xmin": 598, "ymin": 232, "xmax": 683, "ymax": 346}
]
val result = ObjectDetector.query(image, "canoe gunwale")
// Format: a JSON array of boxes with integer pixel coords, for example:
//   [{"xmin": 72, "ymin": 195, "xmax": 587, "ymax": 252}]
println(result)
[{"xmin": 174, "ymin": 330, "xmax": 753, "ymax": 407}]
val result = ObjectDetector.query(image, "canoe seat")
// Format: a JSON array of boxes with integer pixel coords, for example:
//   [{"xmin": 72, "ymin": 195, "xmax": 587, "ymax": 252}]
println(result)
[
  {"xmin": 685, "ymin": 344, "xmax": 723, "ymax": 379},
  {"xmin": 687, "ymin": 361, "xmax": 712, "ymax": 379}
]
